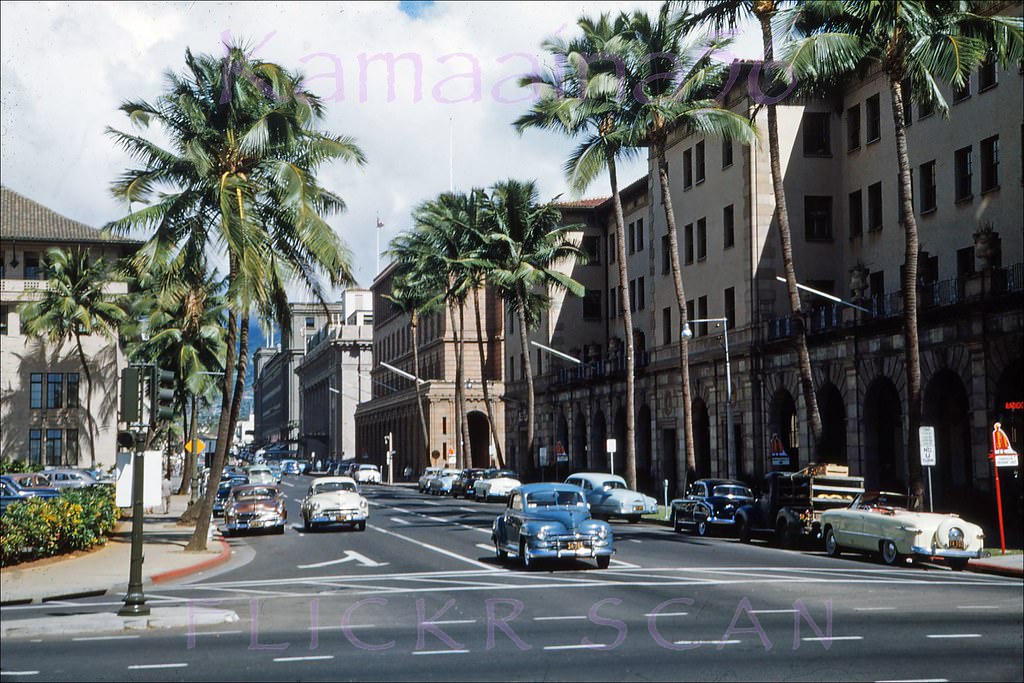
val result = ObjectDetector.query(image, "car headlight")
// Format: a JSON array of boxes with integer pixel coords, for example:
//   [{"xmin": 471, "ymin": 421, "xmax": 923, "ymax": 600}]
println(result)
[
  {"xmin": 596, "ymin": 524, "xmax": 609, "ymax": 539},
  {"xmin": 536, "ymin": 527, "xmax": 548, "ymax": 541}
]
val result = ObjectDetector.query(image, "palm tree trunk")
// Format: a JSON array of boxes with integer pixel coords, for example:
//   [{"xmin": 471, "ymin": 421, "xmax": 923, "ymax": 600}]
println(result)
[
  {"xmin": 225, "ymin": 313, "xmax": 250, "ymax": 467},
  {"xmin": 458, "ymin": 304, "xmax": 471, "ymax": 468},
  {"xmin": 448, "ymin": 304, "xmax": 464, "ymax": 469},
  {"xmin": 655, "ymin": 140, "xmax": 695, "ymax": 497},
  {"xmin": 758, "ymin": 12, "xmax": 823, "ymax": 466},
  {"xmin": 177, "ymin": 392, "xmax": 198, "ymax": 496},
  {"xmin": 411, "ymin": 311, "xmax": 430, "ymax": 469},
  {"xmin": 473, "ymin": 286, "xmax": 504, "ymax": 467},
  {"xmin": 74, "ymin": 336, "xmax": 96, "ymax": 468},
  {"xmin": 516, "ymin": 287, "xmax": 536, "ymax": 480},
  {"xmin": 889, "ymin": 76, "xmax": 923, "ymax": 504},
  {"xmin": 607, "ymin": 151, "xmax": 637, "ymax": 490}
]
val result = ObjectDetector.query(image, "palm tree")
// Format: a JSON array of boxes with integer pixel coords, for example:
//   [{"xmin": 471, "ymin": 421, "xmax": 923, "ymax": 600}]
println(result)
[
  {"xmin": 623, "ymin": 4, "xmax": 758, "ymax": 491},
  {"xmin": 106, "ymin": 44, "xmax": 365, "ymax": 551},
  {"xmin": 485, "ymin": 180, "xmax": 585, "ymax": 480},
  {"xmin": 689, "ymin": 0, "xmax": 826, "ymax": 463},
  {"xmin": 780, "ymin": 0, "xmax": 1022, "ymax": 498},
  {"xmin": 516, "ymin": 12, "xmax": 643, "ymax": 488},
  {"xmin": 19, "ymin": 247, "xmax": 127, "ymax": 467}
]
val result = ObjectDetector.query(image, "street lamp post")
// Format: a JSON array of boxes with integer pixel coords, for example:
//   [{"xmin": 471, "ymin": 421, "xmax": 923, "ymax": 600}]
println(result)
[
  {"xmin": 328, "ymin": 385, "xmax": 340, "ymax": 463},
  {"xmin": 683, "ymin": 318, "xmax": 734, "ymax": 479}
]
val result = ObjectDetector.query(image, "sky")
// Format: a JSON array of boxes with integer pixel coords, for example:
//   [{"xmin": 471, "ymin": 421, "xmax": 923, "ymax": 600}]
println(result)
[{"xmin": 1, "ymin": 1, "xmax": 762, "ymax": 298}]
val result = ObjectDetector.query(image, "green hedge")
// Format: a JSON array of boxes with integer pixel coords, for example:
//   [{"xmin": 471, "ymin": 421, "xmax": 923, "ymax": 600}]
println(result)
[
  {"xmin": 0, "ymin": 457, "xmax": 44, "ymax": 474},
  {"xmin": 1, "ymin": 486, "xmax": 120, "ymax": 567}
]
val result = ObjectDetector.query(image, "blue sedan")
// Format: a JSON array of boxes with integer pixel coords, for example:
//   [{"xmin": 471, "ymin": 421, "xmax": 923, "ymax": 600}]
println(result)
[{"xmin": 492, "ymin": 483, "xmax": 615, "ymax": 569}]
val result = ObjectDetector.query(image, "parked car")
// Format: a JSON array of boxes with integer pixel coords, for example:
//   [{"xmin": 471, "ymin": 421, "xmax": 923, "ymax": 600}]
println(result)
[
  {"xmin": 418, "ymin": 467, "xmax": 442, "ymax": 493},
  {"xmin": 450, "ymin": 469, "xmax": 487, "ymax": 499},
  {"xmin": 4, "ymin": 472, "xmax": 56, "ymax": 491},
  {"xmin": 43, "ymin": 468, "xmax": 100, "ymax": 490},
  {"xmin": 0, "ymin": 476, "xmax": 61, "ymax": 513},
  {"xmin": 213, "ymin": 476, "xmax": 248, "ymax": 517},
  {"xmin": 492, "ymin": 483, "xmax": 614, "ymax": 569},
  {"xmin": 425, "ymin": 468, "xmax": 461, "ymax": 495},
  {"xmin": 281, "ymin": 459, "xmax": 301, "ymax": 475},
  {"xmin": 669, "ymin": 479, "xmax": 754, "ymax": 536},
  {"xmin": 245, "ymin": 465, "xmax": 277, "ymax": 486},
  {"xmin": 84, "ymin": 468, "xmax": 117, "ymax": 485},
  {"xmin": 222, "ymin": 484, "xmax": 287, "ymax": 536},
  {"xmin": 300, "ymin": 476, "xmax": 369, "ymax": 531},
  {"xmin": 474, "ymin": 469, "xmax": 521, "ymax": 502},
  {"xmin": 353, "ymin": 464, "xmax": 382, "ymax": 484},
  {"xmin": 564, "ymin": 472, "xmax": 658, "ymax": 523},
  {"xmin": 267, "ymin": 463, "xmax": 283, "ymax": 483},
  {"xmin": 820, "ymin": 491, "xmax": 984, "ymax": 569}
]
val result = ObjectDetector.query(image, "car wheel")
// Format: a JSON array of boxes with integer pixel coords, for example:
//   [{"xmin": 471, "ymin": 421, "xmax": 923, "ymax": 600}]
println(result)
[
  {"xmin": 303, "ymin": 515, "xmax": 311, "ymax": 532},
  {"xmin": 627, "ymin": 515, "xmax": 641, "ymax": 524},
  {"xmin": 880, "ymin": 539, "xmax": 900, "ymax": 566},
  {"xmin": 696, "ymin": 519, "xmax": 710, "ymax": 537},
  {"xmin": 356, "ymin": 521, "xmax": 366, "ymax": 532},
  {"xmin": 276, "ymin": 525, "xmax": 285, "ymax": 535},
  {"xmin": 671, "ymin": 511, "xmax": 682, "ymax": 532},
  {"xmin": 948, "ymin": 558, "xmax": 968, "ymax": 571},
  {"xmin": 495, "ymin": 541, "xmax": 508, "ymax": 561},
  {"xmin": 824, "ymin": 528, "xmax": 841, "ymax": 557},
  {"xmin": 520, "ymin": 540, "xmax": 532, "ymax": 570},
  {"xmin": 738, "ymin": 517, "xmax": 751, "ymax": 544},
  {"xmin": 596, "ymin": 555, "xmax": 611, "ymax": 569},
  {"xmin": 776, "ymin": 520, "xmax": 793, "ymax": 549}
]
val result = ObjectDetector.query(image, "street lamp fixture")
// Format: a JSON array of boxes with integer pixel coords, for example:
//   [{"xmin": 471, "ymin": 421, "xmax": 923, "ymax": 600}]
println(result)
[
  {"xmin": 682, "ymin": 317, "xmax": 734, "ymax": 479},
  {"xmin": 529, "ymin": 340, "xmax": 582, "ymax": 365},
  {"xmin": 775, "ymin": 276, "xmax": 871, "ymax": 313},
  {"xmin": 379, "ymin": 361, "xmax": 428, "ymax": 385}
]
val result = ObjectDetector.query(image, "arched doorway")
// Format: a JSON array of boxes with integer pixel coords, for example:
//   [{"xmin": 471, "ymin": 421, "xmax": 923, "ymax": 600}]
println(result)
[
  {"xmin": 591, "ymin": 410, "xmax": 607, "ymax": 472},
  {"xmin": 863, "ymin": 377, "xmax": 905, "ymax": 492},
  {"xmin": 467, "ymin": 411, "xmax": 490, "ymax": 468},
  {"xmin": 573, "ymin": 412, "xmax": 587, "ymax": 472},
  {"xmin": 693, "ymin": 398, "xmax": 711, "ymax": 477},
  {"xmin": 770, "ymin": 389, "xmax": 799, "ymax": 469},
  {"xmin": 818, "ymin": 384, "xmax": 847, "ymax": 465},
  {"xmin": 637, "ymin": 405, "xmax": 653, "ymax": 493},
  {"xmin": 923, "ymin": 370, "xmax": 971, "ymax": 512}
]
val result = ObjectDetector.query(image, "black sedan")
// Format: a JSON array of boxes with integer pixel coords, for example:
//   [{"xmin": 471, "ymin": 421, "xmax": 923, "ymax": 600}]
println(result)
[
  {"xmin": 450, "ymin": 468, "xmax": 487, "ymax": 498},
  {"xmin": 669, "ymin": 478, "xmax": 753, "ymax": 536}
]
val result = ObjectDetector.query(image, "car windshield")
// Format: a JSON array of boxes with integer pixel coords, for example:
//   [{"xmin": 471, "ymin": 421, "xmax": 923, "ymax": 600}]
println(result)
[
  {"xmin": 602, "ymin": 480, "xmax": 627, "ymax": 490},
  {"xmin": 527, "ymin": 490, "xmax": 584, "ymax": 507},
  {"xmin": 315, "ymin": 481, "xmax": 357, "ymax": 494},
  {"xmin": 236, "ymin": 488, "xmax": 277, "ymax": 501},
  {"xmin": 490, "ymin": 470, "xmax": 516, "ymax": 479},
  {"xmin": 856, "ymin": 492, "xmax": 910, "ymax": 510},
  {"xmin": 713, "ymin": 485, "xmax": 753, "ymax": 498}
]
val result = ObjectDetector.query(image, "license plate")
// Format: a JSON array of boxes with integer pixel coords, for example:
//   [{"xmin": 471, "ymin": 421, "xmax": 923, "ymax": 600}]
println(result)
[
  {"xmin": 634, "ymin": 505, "xmax": 643, "ymax": 511},
  {"xmin": 949, "ymin": 539, "xmax": 966, "ymax": 550},
  {"xmin": 566, "ymin": 541, "xmax": 581, "ymax": 550}
]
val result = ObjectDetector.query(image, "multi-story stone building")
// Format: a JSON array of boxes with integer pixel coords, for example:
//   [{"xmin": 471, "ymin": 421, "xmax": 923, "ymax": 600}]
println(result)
[
  {"xmin": 506, "ymin": 56, "xmax": 1022, "ymax": 535},
  {"xmin": 0, "ymin": 186, "xmax": 140, "ymax": 469},
  {"xmin": 354, "ymin": 261, "xmax": 506, "ymax": 478}
]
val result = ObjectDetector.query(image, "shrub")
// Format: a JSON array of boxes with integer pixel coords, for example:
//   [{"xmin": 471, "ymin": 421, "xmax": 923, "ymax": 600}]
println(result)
[
  {"xmin": 0, "ymin": 486, "xmax": 119, "ymax": 566},
  {"xmin": 0, "ymin": 458, "xmax": 44, "ymax": 475}
]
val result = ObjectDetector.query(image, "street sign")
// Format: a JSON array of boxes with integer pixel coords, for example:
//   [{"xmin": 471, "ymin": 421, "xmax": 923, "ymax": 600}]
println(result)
[
  {"xmin": 538, "ymin": 446, "xmax": 549, "ymax": 467},
  {"xmin": 606, "ymin": 439, "xmax": 617, "ymax": 453},
  {"xmin": 447, "ymin": 447, "xmax": 456, "ymax": 465},
  {"xmin": 919, "ymin": 426, "xmax": 936, "ymax": 467},
  {"xmin": 184, "ymin": 439, "xmax": 205, "ymax": 455},
  {"xmin": 995, "ymin": 454, "xmax": 1019, "ymax": 467},
  {"xmin": 555, "ymin": 441, "xmax": 568, "ymax": 463}
]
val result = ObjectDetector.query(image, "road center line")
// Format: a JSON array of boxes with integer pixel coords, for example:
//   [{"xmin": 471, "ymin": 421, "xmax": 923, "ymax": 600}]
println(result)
[
  {"xmin": 127, "ymin": 664, "xmax": 189, "ymax": 670},
  {"xmin": 0, "ymin": 672, "xmax": 40, "ymax": 676},
  {"xmin": 875, "ymin": 679, "xmax": 949, "ymax": 682},
  {"xmin": 926, "ymin": 634, "xmax": 982, "ymax": 639},
  {"xmin": 543, "ymin": 643, "xmax": 607, "ymax": 650},
  {"xmin": 273, "ymin": 656, "xmax": 335, "ymax": 662},
  {"xmin": 751, "ymin": 609, "xmax": 799, "ymax": 614},
  {"xmin": 673, "ymin": 639, "xmax": 741, "ymax": 646},
  {"xmin": 309, "ymin": 624, "xmax": 375, "ymax": 630},
  {"xmin": 412, "ymin": 650, "xmax": 470, "ymax": 655},
  {"xmin": 854, "ymin": 607, "xmax": 896, "ymax": 611},
  {"xmin": 366, "ymin": 524, "xmax": 499, "ymax": 571},
  {"xmin": 73, "ymin": 635, "xmax": 140, "ymax": 641},
  {"xmin": 644, "ymin": 611, "xmax": 689, "ymax": 617},
  {"xmin": 802, "ymin": 636, "xmax": 863, "ymax": 641},
  {"xmin": 428, "ymin": 620, "xmax": 478, "ymax": 625},
  {"xmin": 955, "ymin": 605, "xmax": 999, "ymax": 609},
  {"xmin": 534, "ymin": 615, "xmax": 588, "ymax": 621}
]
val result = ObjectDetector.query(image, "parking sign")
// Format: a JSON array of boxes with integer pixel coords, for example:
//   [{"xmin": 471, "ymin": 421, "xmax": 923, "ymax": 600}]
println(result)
[{"xmin": 919, "ymin": 426, "xmax": 936, "ymax": 467}]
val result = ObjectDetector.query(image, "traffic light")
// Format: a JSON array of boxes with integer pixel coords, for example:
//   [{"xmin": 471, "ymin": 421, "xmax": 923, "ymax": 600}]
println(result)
[
  {"xmin": 120, "ymin": 367, "xmax": 141, "ymax": 423},
  {"xmin": 117, "ymin": 430, "xmax": 137, "ymax": 450},
  {"xmin": 152, "ymin": 366, "xmax": 175, "ymax": 420}
]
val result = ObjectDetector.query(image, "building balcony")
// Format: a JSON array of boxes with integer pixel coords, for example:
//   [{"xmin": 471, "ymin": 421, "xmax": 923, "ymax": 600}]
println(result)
[{"xmin": 0, "ymin": 278, "xmax": 129, "ymax": 301}]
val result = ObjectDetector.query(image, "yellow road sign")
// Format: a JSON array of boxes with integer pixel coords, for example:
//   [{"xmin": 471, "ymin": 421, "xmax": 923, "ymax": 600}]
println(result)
[{"xmin": 185, "ymin": 439, "xmax": 206, "ymax": 454}]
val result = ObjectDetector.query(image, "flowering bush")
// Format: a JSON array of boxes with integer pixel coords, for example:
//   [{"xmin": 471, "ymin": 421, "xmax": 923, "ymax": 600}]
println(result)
[{"xmin": 1, "ymin": 486, "xmax": 119, "ymax": 566}]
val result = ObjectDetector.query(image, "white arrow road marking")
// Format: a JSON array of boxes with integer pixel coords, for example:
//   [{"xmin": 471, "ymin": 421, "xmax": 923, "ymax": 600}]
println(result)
[
  {"xmin": 609, "ymin": 558, "xmax": 641, "ymax": 568},
  {"xmin": 390, "ymin": 517, "xmax": 411, "ymax": 525},
  {"xmin": 298, "ymin": 550, "xmax": 389, "ymax": 569},
  {"xmin": 476, "ymin": 543, "xmax": 494, "ymax": 552}
]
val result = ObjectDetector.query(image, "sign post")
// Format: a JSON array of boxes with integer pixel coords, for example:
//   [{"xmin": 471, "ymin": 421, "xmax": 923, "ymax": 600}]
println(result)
[
  {"xmin": 990, "ymin": 422, "xmax": 1019, "ymax": 555},
  {"xmin": 606, "ymin": 439, "xmax": 617, "ymax": 476},
  {"xmin": 919, "ymin": 426, "xmax": 936, "ymax": 512},
  {"xmin": 185, "ymin": 438, "xmax": 206, "ymax": 503}
]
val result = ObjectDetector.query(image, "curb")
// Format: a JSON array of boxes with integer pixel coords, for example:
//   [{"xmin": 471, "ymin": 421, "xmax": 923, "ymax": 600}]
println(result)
[
  {"xmin": 151, "ymin": 537, "xmax": 232, "ymax": 584},
  {"xmin": 966, "ymin": 560, "xmax": 1024, "ymax": 579}
]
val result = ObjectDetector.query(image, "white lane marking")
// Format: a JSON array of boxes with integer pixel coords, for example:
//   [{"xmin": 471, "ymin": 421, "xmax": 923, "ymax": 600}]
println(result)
[
  {"xmin": 750, "ymin": 609, "xmax": 798, "ymax": 614},
  {"xmin": 476, "ymin": 543, "xmax": 494, "ymax": 552},
  {"xmin": 73, "ymin": 635, "xmax": 140, "ymax": 641},
  {"xmin": 802, "ymin": 636, "xmax": 863, "ymax": 641},
  {"xmin": 127, "ymin": 664, "xmax": 188, "ymax": 670},
  {"xmin": 298, "ymin": 550, "xmax": 388, "ymax": 569},
  {"xmin": 673, "ymin": 639, "xmax": 741, "ymax": 646},
  {"xmin": 628, "ymin": 539, "xmax": 642, "ymax": 544},
  {"xmin": 543, "ymin": 643, "xmax": 607, "ymax": 651},
  {"xmin": 390, "ymin": 517, "xmax": 411, "ymax": 525},
  {"xmin": 609, "ymin": 558, "xmax": 641, "ymax": 568},
  {"xmin": 533, "ymin": 615, "xmax": 588, "ymax": 621},
  {"xmin": 412, "ymin": 650, "xmax": 470, "ymax": 655},
  {"xmin": 644, "ymin": 611, "xmax": 689, "ymax": 618},
  {"xmin": 876, "ymin": 679, "xmax": 949, "ymax": 683},
  {"xmin": 926, "ymin": 634, "xmax": 982, "ymax": 639},
  {"xmin": 191, "ymin": 630, "xmax": 244, "ymax": 636},
  {"xmin": 854, "ymin": 607, "xmax": 896, "ymax": 611},
  {"xmin": 459, "ymin": 507, "xmax": 477, "ymax": 513},
  {"xmin": 428, "ymin": 620, "xmax": 477, "ymax": 625},
  {"xmin": 367, "ymin": 524, "xmax": 499, "ymax": 571},
  {"xmin": 418, "ymin": 501, "xmax": 443, "ymax": 506},
  {"xmin": 956, "ymin": 605, "xmax": 999, "ymax": 609},
  {"xmin": 0, "ymin": 672, "xmax": 40, "ymax": 676},
  {"xmin": 281, "ymin": 481, "xmax": 295, "ymax": 488},
  {"xmin": 373, "ymin": 503, "xmax": 490, "ymax": 535},
  {"xmin": 309, "ymin": 624, "xmax": 375, "ymax": 631},
  {"xmin": 273, "ymin": 656, "xmax": 335, "ymax": 663}
]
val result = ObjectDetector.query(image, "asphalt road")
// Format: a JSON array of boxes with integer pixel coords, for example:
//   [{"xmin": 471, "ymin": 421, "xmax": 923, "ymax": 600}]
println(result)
[{"xmin": 2, "ymin": 481, "xmax": 1021, "ymax": 682}]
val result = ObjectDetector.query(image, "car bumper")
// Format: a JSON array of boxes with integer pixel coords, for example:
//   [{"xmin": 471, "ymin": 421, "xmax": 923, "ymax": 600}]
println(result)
[
  {"xmin": 308, "ymin": 511, "xmax": 367, "ymax": 524},
  {"xmin": 528, "ymin": 544, "xmax": 615, "ymax": 560},
  {"xmin": 224, "ymin": 516, "xmax": 285, "ymax": 531},
  {"xmin": 911, "ymin": 545, "xmax": 983, "ymax": 559}
]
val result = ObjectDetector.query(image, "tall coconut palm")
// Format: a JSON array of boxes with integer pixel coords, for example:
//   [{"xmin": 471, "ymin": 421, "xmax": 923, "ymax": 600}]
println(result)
[
  {"xmin": 19, "ymin": 247, "xmax": 127, "ymax": 468},
  {"xmin": 516, "ymin": 12, "xmax": 643, "ymax": 488},
  {"xmin": 780, "ymin": 0, "xmax": 1023, "ymax": 498},
  {"xmin": 623, "ymin": 4, "xmax": 758, "ymax": 490},
  {"xmin": 485, "ymin": 180, "xmax": 585, "ymax": 480},
  {"xmin": 106, "ymin": 44, "xmax": 365, "ymax": 551},
  {"xmin": 689, "ymin": 0, "xmax": 826, "ymax": 463}
]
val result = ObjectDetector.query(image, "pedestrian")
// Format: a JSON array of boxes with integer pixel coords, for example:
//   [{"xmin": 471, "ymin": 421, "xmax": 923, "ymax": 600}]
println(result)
[{"xmin": 161, "ymin": 474, "xmax": 172, "ymax": 514}]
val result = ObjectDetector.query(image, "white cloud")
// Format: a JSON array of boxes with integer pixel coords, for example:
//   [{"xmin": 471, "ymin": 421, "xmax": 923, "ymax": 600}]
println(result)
[{"xmin": 1, "ymin": 1, "xmax": 762, "ymax": 293}]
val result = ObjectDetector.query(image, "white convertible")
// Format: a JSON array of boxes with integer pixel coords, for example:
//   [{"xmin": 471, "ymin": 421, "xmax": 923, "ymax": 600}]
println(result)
[
  {"xmin": 474, "ymin": 468, "xmax": 521, "ymax": 502},
  {"xmin": 300, "ymin": 476, "xmax": 369, "ymax": 531},
  {"xmin": 820, "ymin": 491, "xmax": 984, "ymax": 570}
]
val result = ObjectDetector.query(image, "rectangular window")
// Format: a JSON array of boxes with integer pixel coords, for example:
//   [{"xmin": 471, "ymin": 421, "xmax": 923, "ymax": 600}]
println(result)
[
  {"xmin": 978, "ymin": 57, "xmax": 997, "ymax": 91},
  {"xmin": 608, "ymin": 234, "xmax": 616, "ymax": 263},
  {"xmin": 508, "ymin": 356, "xmax": 515, "ymax": 381},
  {"xmin": 629, "ymin": 280, "xmax": 636, "ymax": 313},
  {"xmin": 46, "ymin": 373, "xmax": 63, "ymax": 409},
  {"xmin": 609, "ymin": 288, "xmax": 617, "ymax": 319},
  {"xmin": 919, "ymin": 98, "xmax": 934, "ymax": 119},
  {"xmin": 868, "ymin": 182, "xmax": 883, "ymax": 232},
  {"xmin": 683, "ymin": 148, "xmax": 693, "ymax": 189},
  {"xmin": 46, "ymin": 429, "xmax": 63, "ymax": 466},
  {"xmin": 722, "ymin": 139, "xmax": 733, "ymax": 168},
  {"xmin": 636, "ymin": 218, "xmax": 644, "ymax": 251},
  {"xmin": 66, "ymin": 430, "xmax": 79, "ymax": 465},
  {"xmin": 638, "ymin": 277, "xmax": 646, "ymax": 311},
  {"xmin": 25, "ymin": 252, "xmax": 42, "ymax": 281},
  {"xmin": 662, "ymin": 307, "xmax": 672, "ymax": 345},
  {"xmin": 67, "ymin": 373, "xmax": 80, "ymax": 409},
  {"xmin": 305, "ymin": 316, "xmax": 315, "ymax": 329},
  {"xmin": 0, "ymin": 305, "xmax": 7, "ymax": 336},
  {"xmin": 684, "ymin": 223, "xmax": 694, "ymax": 264},
  {"xmin": 847, "ymin": 104, "xmax": 860, "ymax": 151},
  {"xmin": 686, "ymin": 299, "xmax": 695, "ymax": 333},
  {"xmin": 582, "ymin": 289, "xmax": 602, "ymax": 320},
  {"xmin": 803, "ymin": 112, "xmax": 831, "ymax": 155},
  {"xmin": 849, "ymin": 189, "xmax": 863, "ymax": 238},
  {"xmin": 628, "ymin": 222, "xmax": 636, "ymax": 255},
  {"xmin": 953, "ymin": 75, "xmax": 970, "ymax": 102},
  {"xmin": 697, "ymin": 218, "xmax": 707, "ymax": 260},
  {"xmin": 695, "ymin": 141, "xmax": 706, "ymax": 183},
  {"xmin": 29, "ymin": 429, "xmax": 42, "ymax": 465},
  {"xmin": 723, "ymin": 205, "xmax": 735, "ymax": 249},
  {"xmin": 724, "ymin": 287, "xmax": 736, "ymax": 331},
  {"xmin": 582, "ymin": 235, "xmax": 601, "ymax": 264},
  {"xmin": 661, "ymin": 235, "xmax": 670, "ymax": 274},
  {"xmin": 900, "ymin": 78, "xmax": 913, "ymax": 126},
  {"xmin": 955, "ymin": 146, "xmax": 973, "ymax": 201},
  {"xmin": 869, "ymin": 270, "xmax": 885, "ymax": 300},
  {"xmin": 866, "ymin": 94, "xmax": 881, "ymax": 143},
  {"xmin": 697, "ymin": 296, "xmax": 708, "ymax": 336},
  {"xmin": 957, "ymin": 246, "xmax": 976, "ymax": 277},
  {"xmin": 919, "ymin": 161, "xmax": 937, "ymax": 213},
  {"xmin": 981, "ymin": 135, "xmax": 999, "ymax": 193},
  {"xmin": 804, "ymin": 196, "xmax": 834, "ymax": 241}
]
